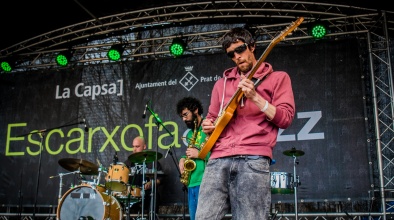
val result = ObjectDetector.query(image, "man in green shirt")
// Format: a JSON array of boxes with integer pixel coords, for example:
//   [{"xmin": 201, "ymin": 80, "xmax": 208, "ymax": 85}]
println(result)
[{"xmin": 176, "ymin": 97, "xmax": 210, "ymax": 220}]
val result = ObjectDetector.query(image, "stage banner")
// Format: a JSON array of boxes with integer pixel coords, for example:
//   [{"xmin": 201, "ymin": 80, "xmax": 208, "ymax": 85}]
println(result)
[{"xmin": 0, "ymin": 38, "xmax": 370, "ymax": 206}]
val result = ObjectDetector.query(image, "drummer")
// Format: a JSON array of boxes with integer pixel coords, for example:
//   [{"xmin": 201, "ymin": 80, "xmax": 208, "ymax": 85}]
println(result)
[{"xmin": 123, "ymin": 136, "xmax": 163, "ymax": 214}]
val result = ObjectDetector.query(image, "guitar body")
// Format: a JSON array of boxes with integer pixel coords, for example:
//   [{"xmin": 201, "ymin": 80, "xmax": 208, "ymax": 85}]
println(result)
[
  {"xmin": 197, "ymin": 17, "xmax": 304, "ymax": 160},
  {"xmin": 198, "ymin": 105, "xmax": 236, "ymax": 159}
]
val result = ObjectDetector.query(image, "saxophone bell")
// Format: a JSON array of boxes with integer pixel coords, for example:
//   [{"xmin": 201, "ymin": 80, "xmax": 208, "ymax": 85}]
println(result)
[{"xmin": 180, "ymin": 118, "xmax": 199, "ymax": 185}]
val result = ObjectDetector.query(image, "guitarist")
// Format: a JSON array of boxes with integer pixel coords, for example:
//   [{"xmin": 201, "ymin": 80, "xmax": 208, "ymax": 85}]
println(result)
[{"xmin": 195, "ymin": 27, "xmax": 296, "ymax": 220}]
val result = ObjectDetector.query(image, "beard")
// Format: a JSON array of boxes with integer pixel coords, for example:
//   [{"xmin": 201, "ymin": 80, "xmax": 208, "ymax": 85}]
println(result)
[
  {"xmin": 185, "ymin": 113, "xmax": 198, "ymax": 129},
  {"xmin": 237, "ymin": 55, "xmax": 254, "ymax": 74},
  {"xmin": 238, "ymin": 61, "xmax": 253, "ymax": 73}
]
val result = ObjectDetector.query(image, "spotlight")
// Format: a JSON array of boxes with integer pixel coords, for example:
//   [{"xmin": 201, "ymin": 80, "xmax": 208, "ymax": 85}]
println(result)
[
  {"xmin": 56, "ymin": 50, "xmax": 73, "ymax": 67},
  {"xmin": 170, "ymin": 38, "xmax": 186, "ymax": 57},
  {"xmin": 308, "ymin": 20, "xmax": 329, "ymax": 39},
  {"xmin": 107, "ymin": 44, "xmax": 125, "ymax": 61},
  {"xmin": 0, "ymin": 58, "xmax": 15, "ymax": 73}
]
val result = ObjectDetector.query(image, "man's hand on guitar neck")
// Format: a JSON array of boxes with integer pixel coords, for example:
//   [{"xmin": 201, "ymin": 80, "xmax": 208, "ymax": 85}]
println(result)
[{"xmin": 202, "ymin": 118, "xmax": 215, "ymax": 135}]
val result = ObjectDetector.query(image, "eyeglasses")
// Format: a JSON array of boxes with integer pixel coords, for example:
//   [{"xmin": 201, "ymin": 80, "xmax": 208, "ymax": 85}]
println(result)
[
  {"xmin": 226, "ymin": 43, "xmax": 248, "ymax": 58},
  {"xmin": 180, "ymin": 111, "xmax": 190, "ymax": 118}
]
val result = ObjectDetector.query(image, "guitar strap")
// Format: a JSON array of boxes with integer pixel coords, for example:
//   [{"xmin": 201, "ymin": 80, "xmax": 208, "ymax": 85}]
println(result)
[{"xmin": 252, "ymin": 73, "xmax": 270, "ymax": 88}]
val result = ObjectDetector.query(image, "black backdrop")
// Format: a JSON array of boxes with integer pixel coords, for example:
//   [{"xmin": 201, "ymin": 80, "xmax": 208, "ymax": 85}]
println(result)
[{"xmin": 0, "ymin": 38, "xmax": 370, "ymax": 206}]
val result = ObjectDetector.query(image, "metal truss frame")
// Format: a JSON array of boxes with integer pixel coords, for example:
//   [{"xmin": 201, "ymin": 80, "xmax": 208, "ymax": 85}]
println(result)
[
  {"xmin": 0, "ymin": 213, "xmax": 394, "ymax": 220},
  {"xmin": 366, "ymin": 11, "xmax": 394, "ymax": 220},
  {"xmin": 0, "ymin": 212, "xmax": 392, "ymax": 219},
  {"xmin": 0, "ymin": 1, "xmax": 393, "ymax": 219},
  {"xmin": 0, "ymin": 1, "xmax": 392, "ymax": 71}
]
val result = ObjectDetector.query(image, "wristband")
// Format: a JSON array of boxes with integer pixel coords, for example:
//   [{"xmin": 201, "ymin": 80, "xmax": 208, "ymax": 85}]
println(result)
[{"xmin": 261, "ymin": 100, "xmax": 269, "ymax": 112}]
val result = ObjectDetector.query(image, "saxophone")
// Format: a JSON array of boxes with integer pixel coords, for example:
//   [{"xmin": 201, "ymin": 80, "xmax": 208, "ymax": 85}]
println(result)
[{"xmin": 180, "ymin": 119, "xmax": 198, "ymax": 185}]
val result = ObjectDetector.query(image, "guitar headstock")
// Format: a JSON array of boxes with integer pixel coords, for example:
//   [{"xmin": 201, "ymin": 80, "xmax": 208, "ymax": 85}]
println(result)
[
  {"xmin": 247, "ymin": 17, "xmax": 305, "ymax": 81},
  {"xmin": 272, "ymin": 17, "xmax": 304, "ymax": 45}
]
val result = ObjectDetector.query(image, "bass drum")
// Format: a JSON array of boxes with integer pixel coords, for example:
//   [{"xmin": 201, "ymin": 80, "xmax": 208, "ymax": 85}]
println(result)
[{"xmin": 57, "ymin": 185, "xmax": 122, "ymax": 220}]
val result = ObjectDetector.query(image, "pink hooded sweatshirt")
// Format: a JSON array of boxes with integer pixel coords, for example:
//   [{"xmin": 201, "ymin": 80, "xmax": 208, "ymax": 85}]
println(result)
[{"xmin": 206, "ymin": 62, "xmax": 295, "ymax": 159}]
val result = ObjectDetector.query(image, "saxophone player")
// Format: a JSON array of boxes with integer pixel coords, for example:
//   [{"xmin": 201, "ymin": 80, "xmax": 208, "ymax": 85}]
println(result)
[{"xmin": 176, "ymin": 97, "xmax": 210, "ymax": 220}]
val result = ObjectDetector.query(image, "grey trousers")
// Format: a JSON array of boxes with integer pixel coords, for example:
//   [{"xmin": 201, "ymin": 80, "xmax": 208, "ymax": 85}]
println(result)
[{"xmin": 196, "ymin": 156, "xmax": 271, "ymax": 220}]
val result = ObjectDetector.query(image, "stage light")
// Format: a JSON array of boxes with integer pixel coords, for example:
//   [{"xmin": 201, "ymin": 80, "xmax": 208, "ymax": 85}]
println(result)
[
  {"xmin": 170, "ymin": 38, "xmax": 186, "ymax": 57},
  {"xmin": 56, "ymin": 50, "xmax": 72, "ymax": 67},
  {"xmin": 308, "ymin": 20, "xmax": 329, "ymax": 39},
  {"xmin": 107, "ymin": 44, "xmax": 125, "ymax": 61},
  {"xmin": 0, "ymin": 59, "xmax": 15, "ymax": 73}
]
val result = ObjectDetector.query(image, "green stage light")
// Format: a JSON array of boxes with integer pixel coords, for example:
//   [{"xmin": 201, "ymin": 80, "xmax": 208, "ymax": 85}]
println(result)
[
  {"xmin": 107, "ymin": 44, "xmax": 125, "ymax": 61},
  {"xmin": 311, "ymin": 24, "xmax": 326, "ymax": 39},
  {"xmin": 1, "ymin": 60, "xmax": 13, "ymax": 72},
  {"xmin": 170, "ymin": 38, "xmax": 186, "ymax": 57},
  {"xmin": 309, "ymin": 21, "xmax": 328, "ymax": 39},
  {"xmin": 56, "ymin": 51, "xmax": 72, "ymax": 67}
]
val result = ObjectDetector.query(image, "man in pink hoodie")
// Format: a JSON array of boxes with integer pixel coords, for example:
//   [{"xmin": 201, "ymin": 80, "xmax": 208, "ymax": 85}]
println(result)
[{"xmin": 196, "ymin": 27, "xmax": 295, "ymax": 219}]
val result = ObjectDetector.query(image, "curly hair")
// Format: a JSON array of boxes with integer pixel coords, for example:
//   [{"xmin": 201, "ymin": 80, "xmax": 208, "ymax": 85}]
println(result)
[
  {"xmin": 176, "ymin": 96, "xmax": 203, "ymax": 116},
  {"xmin": 221, "ymin": 27, "xmax": 256, "ymax": 52}
]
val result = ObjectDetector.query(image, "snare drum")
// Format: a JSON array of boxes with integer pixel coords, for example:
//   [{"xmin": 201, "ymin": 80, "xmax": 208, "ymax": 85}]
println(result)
[
  {"xmin": 57, "ymin": 185, "xmax": 122, "ymax": 220},
  {"xmin": 130, "ymin": 185, "xmax": 142, "ymax": 197},
  {"xmin": 113, "ymin": 185, "xmax": 141, "ymax": 204},
  {"xmin": 80, "ymin": 180, "xmax": 95, "ymax": 186},
  {"xmin": 105, "ymin": 162, "xmax": 130, "ymax": 192},
  {"xmin": 80, "ymin": 181, "xmax": 107, "ymax": 193},
  {"xmin": 270, "ymin": 172, "xmax": 294, "ymax": 194}
]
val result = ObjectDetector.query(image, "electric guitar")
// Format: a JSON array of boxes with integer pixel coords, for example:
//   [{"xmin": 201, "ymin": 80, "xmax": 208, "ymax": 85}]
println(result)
[{"xmin": 198, "ymin": 17, "xmax": 304, "ymax": 159}]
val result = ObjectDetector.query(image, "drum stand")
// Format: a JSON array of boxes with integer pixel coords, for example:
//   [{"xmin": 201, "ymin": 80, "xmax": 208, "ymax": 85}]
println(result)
[
  {"xmin": 140, "ymin": 161, "xmax": 148, "ymax": 220},
  {"xmin": 123, "ymin": 194, "xmax": 140, "ymax": 220},
  {"xmin": 283, "ymin": 147, "xmax": 304, "ymax": 220},
  {"xmin": 94, "ymin": 165, "xmax": 104, "ymax": 187},
  {"xmin": 121, "ymin": 182, "xmax": 139, "ymax": 220},
  {"xmin": 292, "ymin": 154, "xmax": 300, "ymax": 220},
  {"xmin": 148, "ymin": 161, "xmax": 160, "ymax": 220},
  {"xmin": 125, "ymin": 165, "xmax": 139, "ymax": 220},
  {"xmin": 128, "ymin": 160, "xmax": 150, "ymax": 220},
  {"xmin": 49, "ymin": 170, "xmax": 81, "ymax": 204}
]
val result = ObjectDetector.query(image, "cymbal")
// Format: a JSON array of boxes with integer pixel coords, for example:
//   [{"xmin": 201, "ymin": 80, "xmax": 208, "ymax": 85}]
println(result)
[
  {"xmin": 58, "ymin": 158, "xmax": 99, "ymax": 175},
  {"xmin": 128, "ymin": 151, "xmax": 163, "ymax": 163},
  {"xmin": 283, "ymin": 147, "xmax": 305, "ymax": 157}
]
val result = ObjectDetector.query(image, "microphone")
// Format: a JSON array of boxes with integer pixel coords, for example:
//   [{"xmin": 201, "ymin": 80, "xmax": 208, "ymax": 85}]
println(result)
[
  {"xmin": 83, "ymin": 118, "xmax": 89, "ymax": 132},
  {"xmin": 142, "ymin": 101, "xmax": 149, "ymax": 118}
]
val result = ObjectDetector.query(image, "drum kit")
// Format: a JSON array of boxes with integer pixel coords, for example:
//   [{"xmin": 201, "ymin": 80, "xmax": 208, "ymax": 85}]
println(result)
[
  {"xmin": 270, "ymin": 147, "xmax": 305, "ymax": 220},
  {"xmin": 54, "ymin": 151, "xmax": 164, "ymax": 220},
  {"xmin": 270, "ymin": 147, "xmax": 304, "ymax": 194}
]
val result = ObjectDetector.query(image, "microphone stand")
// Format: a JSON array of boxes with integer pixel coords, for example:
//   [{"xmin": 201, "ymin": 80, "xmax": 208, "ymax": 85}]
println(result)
[
  {"xmin": 166, "ymin": 145, "xmax": 187, "ymax": 220},
  {"xmin": 145, "ymin": 104, "xmax": 173, "ymax": 220},
  {"xmin": 18, "ymin": 170, "xmax": 23, "ymax": 220},
  {"xmin": 15, "ymin": 120, "xmax": 85, "ymax": 220}
]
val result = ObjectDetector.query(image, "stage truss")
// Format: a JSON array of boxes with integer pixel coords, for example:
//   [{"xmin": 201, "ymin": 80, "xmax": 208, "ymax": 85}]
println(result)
[
  {"xmin": 0, "ymin": 1, "xmax": 393, "ymax": 219},
  {"xmin": 0, "ymin": 1, "xmax": 393, "ymax": 71}
]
